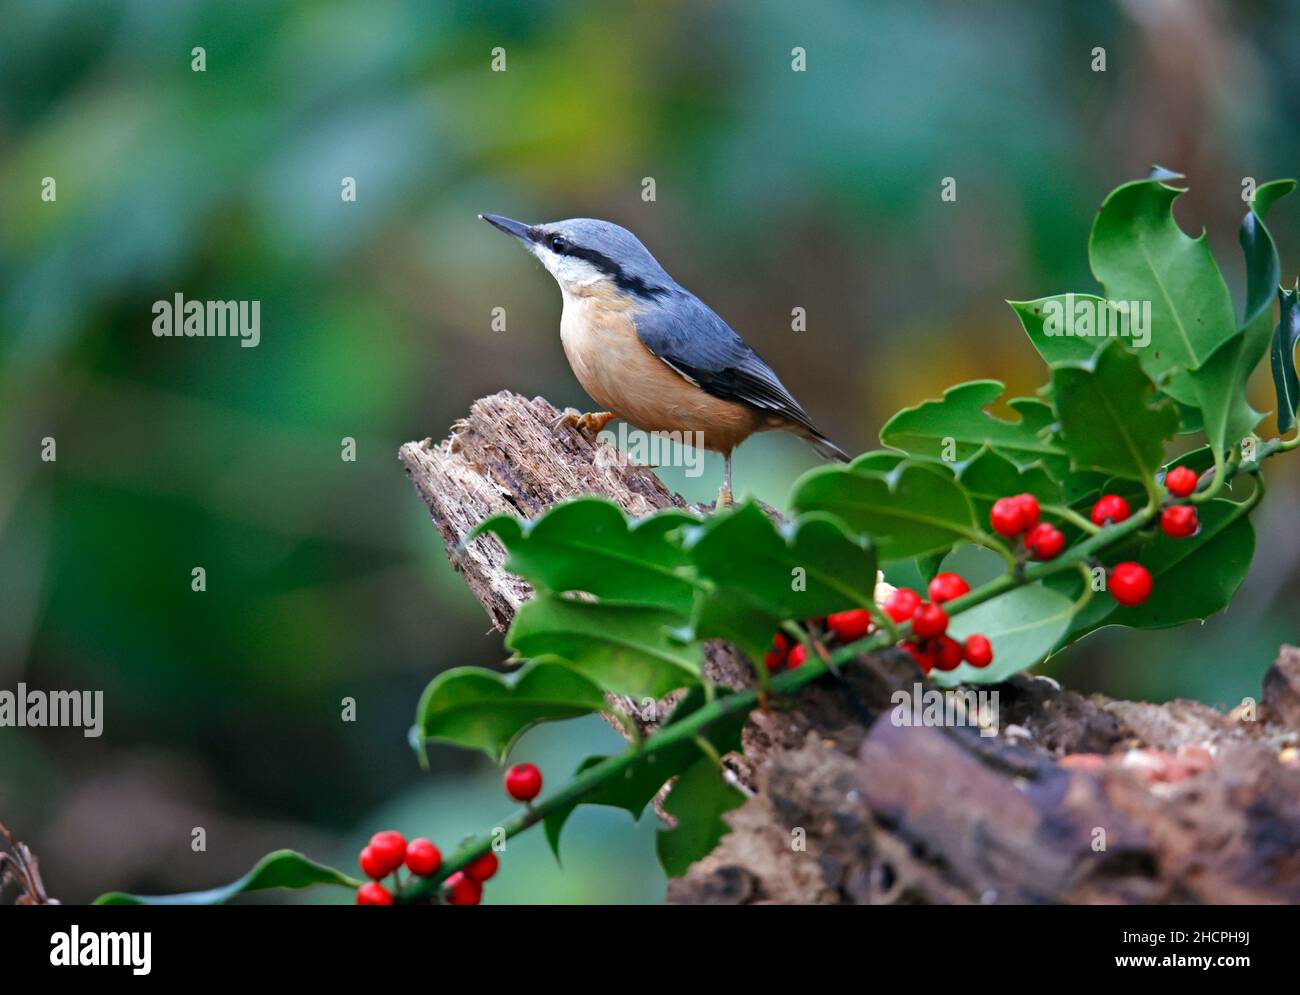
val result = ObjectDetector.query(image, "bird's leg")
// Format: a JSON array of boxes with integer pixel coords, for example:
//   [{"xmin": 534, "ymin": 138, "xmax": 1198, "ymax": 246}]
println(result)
[
  {"xmin": 551, "ymin": 408, "xmax": 617, "ymax": 435},
  {"xmin": 716, "ymin": 450, "xmax": 734, "ymax": 509}
]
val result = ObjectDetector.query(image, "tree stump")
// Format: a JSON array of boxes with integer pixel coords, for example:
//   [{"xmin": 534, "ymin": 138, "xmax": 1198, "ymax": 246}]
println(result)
[{"xmin": 400, "ymin": 390, "xmax": 1300, "ymax": 904}]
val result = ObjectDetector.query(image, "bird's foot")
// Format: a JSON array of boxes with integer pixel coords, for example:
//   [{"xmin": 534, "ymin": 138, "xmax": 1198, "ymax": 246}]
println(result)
[
  {"xmin": 715, "ymin": 484, "xmax": 734, "ymax": 509},
  {"xmin": 551, "ymin": 408, "xmax": 616, "ymax": 435}
]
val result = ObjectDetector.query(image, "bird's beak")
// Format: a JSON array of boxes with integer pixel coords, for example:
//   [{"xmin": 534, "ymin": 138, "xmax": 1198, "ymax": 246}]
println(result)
[{"xmin": 478, "ymin": 213, "xmax": 535, "ymax": 242}]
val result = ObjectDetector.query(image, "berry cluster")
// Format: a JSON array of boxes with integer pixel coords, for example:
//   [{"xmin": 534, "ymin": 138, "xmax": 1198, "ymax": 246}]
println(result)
[
  {"xmin": 989, "ymin": 492, "xmax": 1065, "ymax": 560},
  {"xmin": 1158, "ymin": 466, "xmax": 1201, "ymax": 539},
  {"xmin": 353, "ymin": 762, "xmax": 542, "ymax": 906},
  {"xmin": 763, "ymin": 609, "xmax": 874, "ymax": 673},
  {"xmin": 988, "ymin": 487, "xmax": 1187, "ymax": 609},
  {"xmin": 759, "ymin": 468, "xmax": 1204, "ymax": 681},
  {"xmin": 884, "ymin": 572, "xmax": 993, "ymax": 675},
  {"xmin": 356, "ymin": 830, "xmax": 450, "ymax": 905}
]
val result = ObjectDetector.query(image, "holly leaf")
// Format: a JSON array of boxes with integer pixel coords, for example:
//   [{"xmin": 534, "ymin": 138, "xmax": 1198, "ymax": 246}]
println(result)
[
  {"xmin": 931, "ymin": 583, "xmax": 1076, "ymax": 687},
  {"xmin": 543, "ymin": 686, "xmax": 747, "ymax": 861},
  {"xmin": 687, "ymin": 501, "xmax": 876, "ymax": 629},
  {"xmin": 956, "ymin": 447, "xmax": 1060, "ymax": 524},
  {"xmin": 880, "ymin": 380, "xmax": 1068, "ymax": 477},
  {"xmin": 1051, "ymin": 340, "xmax": 1177, "ymax": 482},
  {"xmin": 1190, "ymin": 329, "xmax": 1265, "ymax": 457},
  {"xmin": 471, "ymin": 499, "xmax": 699, "ymax": 615},
  {"xmin": 655, "ymin": 757, "xmax": 747, "ymax": 878},
  {"xmin": 689, "ymin": 595, "xmax": 785, "ymax": 665},
  {"xmin": 1088, "ymin": 170, "xmax": 1238, "ymax": 404},
  {"xmin": 1272, "ymin": 286, "xmax": 1300, "ymax": 433},
  {"xmin": 93, "ymin": 850, "xmax": 359, "ymax": 905},
  {"xmin": 686, "ymin": 504, "xmax": 877, "ymax": 661},
  {"xmin": 849, "ymin": 450, "xmax": 907, "ymax": 474},
  {"xmin": 412, "ymin": 661, "xmax": 606, "ymax": 764},
  {"xmin": 1188, "ymin": 183, "xmax": 1293, "ymax": 455},
  {"xmin": 1241, "ymin": 180, "xmax": 1295, "ymax": 342},
  {"xmin": 506, "ymin": 593, "xmax": 701, "ymax": 698},
  {"xmin": 542, "ymin": 754, "xmax": 653, "ymax": 861},
  {"xmin": 1008, "ymin": 294, "xmax": 1116, "ymax": 366},
  {"xmin": 790, "ymin": 460, "xmax": 984, "ymax": 563}
]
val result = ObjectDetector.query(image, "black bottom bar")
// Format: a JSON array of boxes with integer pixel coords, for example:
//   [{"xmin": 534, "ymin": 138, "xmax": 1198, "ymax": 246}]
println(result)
[{"xmin": 6, "ymin": 904, "xmax": 1283, "ymax": 981}]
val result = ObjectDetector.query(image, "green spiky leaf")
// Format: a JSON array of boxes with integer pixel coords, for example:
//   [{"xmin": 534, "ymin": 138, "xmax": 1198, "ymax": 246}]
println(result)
[
  {"xmin": 1089, "ymin": 170, "xmax": 1238, "ymax": 404},
  {"xmin": 656, "ymin": 757, "xmax": 747, "ymax": 877},
  {"xmin": 470, "ymin": 499, "xmax": 699, "ymax": 615},
  {"xmin": 789, "ymin": 460, "xmax": 984, "ymax": 563},
  {"xmin": 880, "ymin": 380, "xmax": 1067, "ymax": 477},
  {"xmin": 412, "ymin": 661, "xmax": 606, "ymax": 764},
  {"xmin": 542, "ymin": 686, "xmax": 747, "ymax": 861},
  {"xmin": 94, "ymin": 850, "xmax": 359, "ymax": 905},
  {"xmin": 1051, "ymin": 340, "xmax": 1178, "ymax": 482},
  {"xmin": 1009, "ymin": 294, "xmax": 1121, "ymax": 366},
  {"xmin": 932, "ymin": 583, "xmax": 1076, "ymax": 687},
  {"xmin": 1272, "ymin": 287, "xmax": 1300, "ymax": 434},
  {"xmin": 506, "ymin": 593, "xmax": 700, "ymax": 698}
]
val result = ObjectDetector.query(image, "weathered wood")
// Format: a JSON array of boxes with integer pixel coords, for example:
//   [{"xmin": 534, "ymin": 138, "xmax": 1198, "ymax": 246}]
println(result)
[{"xmin": 402, "ymin": 391, "xmax": 1300, "ymax": 904}]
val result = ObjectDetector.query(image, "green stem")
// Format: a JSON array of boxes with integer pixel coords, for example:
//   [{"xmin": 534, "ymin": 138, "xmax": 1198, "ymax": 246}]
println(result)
[
  {"xmin": 1071, "ymin": 561, "xmax": 1095, "ymax": 616},
  {"xmin": 1042, "ymin": 503, "xmax": 1100, "ymax": 535}
]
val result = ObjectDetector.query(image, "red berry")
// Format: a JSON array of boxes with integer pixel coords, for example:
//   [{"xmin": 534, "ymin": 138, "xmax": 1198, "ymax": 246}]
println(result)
[
  {"xmin": 1160, "ymin": 504, "xmax": 1199, "ymax": 538},
  {"xmin": 359, "ymin": 845, "xmax": 389, "ymax": 880},
  {"xmin": 927, "ymin": 572, "xmax": 970, "ymax": 604},
  {"xmin": 911, "ymin": 603, "xmax": 948, "ymax": 639},
  {"xmin": 990, "ymin": 497, "xmax": 1027, "ymax": 537},
  {"xmin": 787, "ymin": 644, "xmax": 808, "ymax": 669},
  {"xmin": 1109, "ymin": 562, "xmax": 1152, "ymax": 607},
  {"xmin": 464, "ymin": 850, "xmax": 499, "ymax": 882},
  {"xmin": 404, "ymin": 838, "xmax": 442, "ymax": 877},
  {"xmin": 444, "ymin": 871, "xmax": 482, "ymax": 906},
  {"xmin": 504, "ymin": 762, "xmax": 543, "ymax": 802},
  {"xmin": 1090, "ymin": 494, "xmax": 1131, "ymax": 526},
  {"xmin": 963, "ymin": 634, "xmax": 993, "ymax": 668},
  {"xmin": 1012, "ymin": 493, "xmax": 1041, "ymax": 529},
  {"xmin": 883, "ymin": 587, "xmax": 922, "ymax": 623},
  {"xmin": 934, "ymin": 636, "xmax": 964, "ymax": 672},
  {"xmin": 901, "ymin": 640, "xmax": 935, "ymax": 675},
  {"xmin": 1023, "ymin": 522, "xmax": 1066, "ymax": 560},
  {"xmin": 763, "ymin": 632, "xmax": 789, "ymax": 672},
  {"xmin": 356, "ymin": 882, "xmax": 393, "ymax": 905},
  {"xmin": 368, "ymin": 831, "xmax": 406, "ymax": 874},
  {"xmin": 1164, "ymin": 465, "xmax": 1198, "ymax": 498},
  {"xmin": 827, "ymin": 609, "xmax": 873, "ymax": 641}
]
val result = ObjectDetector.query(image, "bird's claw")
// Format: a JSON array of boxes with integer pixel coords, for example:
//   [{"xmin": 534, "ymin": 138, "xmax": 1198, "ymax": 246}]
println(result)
[{"xmin": 552, "ymin": 409, "xmax": 616, "ymax": 435}]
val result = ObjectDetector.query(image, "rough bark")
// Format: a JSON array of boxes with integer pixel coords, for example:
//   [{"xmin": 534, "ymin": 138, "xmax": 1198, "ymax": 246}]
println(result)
[{"xmin": 401, "ymin": 390, "xmax": 1300, "ymax": 905}]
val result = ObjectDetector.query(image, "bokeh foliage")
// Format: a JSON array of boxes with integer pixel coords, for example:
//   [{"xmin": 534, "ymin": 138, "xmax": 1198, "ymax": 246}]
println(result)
[{"xmin": 2, "ymin": 0, "xmax": 1298, "ymax": 902}]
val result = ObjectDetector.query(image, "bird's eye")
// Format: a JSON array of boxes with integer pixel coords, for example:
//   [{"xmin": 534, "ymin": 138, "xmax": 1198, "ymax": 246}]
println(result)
[{"xmin": 549, "ymin": 235, "xmax": 569, "ymax": 255}]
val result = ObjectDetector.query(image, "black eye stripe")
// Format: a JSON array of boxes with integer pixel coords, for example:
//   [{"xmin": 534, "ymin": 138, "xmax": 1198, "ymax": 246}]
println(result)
[{"xmin": 565, "ymin": 243, "xmax": 670, "ymax": 299}]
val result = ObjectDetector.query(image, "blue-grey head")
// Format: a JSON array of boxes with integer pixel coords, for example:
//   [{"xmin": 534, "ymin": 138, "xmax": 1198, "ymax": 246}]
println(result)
[{"xmin": 479, "ymin": 214, "xmax": 676, "ymax": 300}]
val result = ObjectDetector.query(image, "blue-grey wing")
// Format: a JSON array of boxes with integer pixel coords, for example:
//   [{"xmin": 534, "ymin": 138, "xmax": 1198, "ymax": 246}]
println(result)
[{"xmin": 632, "ymin": 291, "xmax": 821, "ymax": 434}]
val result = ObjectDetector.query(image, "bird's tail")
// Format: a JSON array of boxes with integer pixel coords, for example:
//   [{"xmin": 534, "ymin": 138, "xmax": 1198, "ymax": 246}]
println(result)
[{"xmin": 804, "ymin": 431, "xmax": 851, "ymax": 463}]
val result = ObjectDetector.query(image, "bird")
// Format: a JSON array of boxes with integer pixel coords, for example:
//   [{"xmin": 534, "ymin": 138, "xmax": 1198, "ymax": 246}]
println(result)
[{"xmin": 479, "ymin": 213, "xmax": 850, "ymax": 505}]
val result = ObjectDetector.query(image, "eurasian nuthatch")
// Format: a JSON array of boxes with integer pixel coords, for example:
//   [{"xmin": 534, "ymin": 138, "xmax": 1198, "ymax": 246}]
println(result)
[{"xmin": 479, "ymin": 214, "xmax": 849, "ymax": 503}]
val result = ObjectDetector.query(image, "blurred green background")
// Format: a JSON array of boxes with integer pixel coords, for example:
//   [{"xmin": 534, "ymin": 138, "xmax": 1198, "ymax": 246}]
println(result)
[{"xmin": 2, "ymin": 0, "xmax": 1298, "ymax": 903}]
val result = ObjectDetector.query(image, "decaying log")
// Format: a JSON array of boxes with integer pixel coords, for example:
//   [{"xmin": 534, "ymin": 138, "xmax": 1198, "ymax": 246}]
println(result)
[{"xmin": 401, "ymin": 391, "xmax": 1300, "ymax": 904}]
